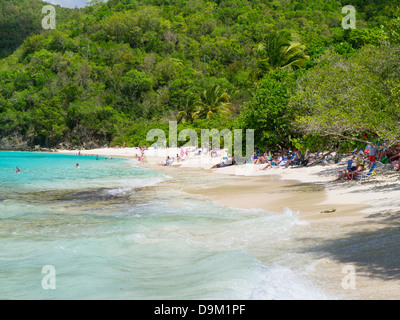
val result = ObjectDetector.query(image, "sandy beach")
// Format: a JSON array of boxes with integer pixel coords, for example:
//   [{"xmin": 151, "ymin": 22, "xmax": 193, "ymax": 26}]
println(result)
[
  {"xmin": 59, "ymin": 146, "xmax": 400, "ymax": 217},
  {"xmin": 58, "ymin": 147, "xmax": 400, "ymax": 299}
]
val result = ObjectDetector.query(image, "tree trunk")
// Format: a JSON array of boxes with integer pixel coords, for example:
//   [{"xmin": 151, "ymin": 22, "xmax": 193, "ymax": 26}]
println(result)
[{"xmin": 334, "ymin": 140, "xmax": 342, "ymax": 163}]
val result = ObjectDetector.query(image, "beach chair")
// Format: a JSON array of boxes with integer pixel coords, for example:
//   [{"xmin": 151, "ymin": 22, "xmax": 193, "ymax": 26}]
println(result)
[
  {"xmin": 277, "ymin": 155, "xmax": 289, "ymax": 167},
  {"xmin": 346, "ymin": 159, "xmax": 353, "ymax": 171},
  {"xmin": 296, "ymin": 152, "xmax": 309, "ymax": 167},
  {"xmin": 346, "ymin": 159, "xmax": 365, "ymax": 180},
  {"xmin": 289, "ymin": 152, "xmax": 305, "ymax": 167},
  {"xmin": 291, "ymin": 157, "xmax": 300, "ymax": 166},
  {"xmin": 162, "ymin": 158, "xmax": 174, "ymax": 166},
  {"xmin": 354, "ymin": 162, "xmax": 377, "ymax": 180},
  {"xmin": 270, "ymin": 158, "xmax": 282, "ymax": 167}
]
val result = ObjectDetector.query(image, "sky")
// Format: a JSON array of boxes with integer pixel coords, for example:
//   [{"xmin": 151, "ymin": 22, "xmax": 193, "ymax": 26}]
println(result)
[{"xmin": 44, "ymin": 0, "xmax": 92, "ymax": 8}]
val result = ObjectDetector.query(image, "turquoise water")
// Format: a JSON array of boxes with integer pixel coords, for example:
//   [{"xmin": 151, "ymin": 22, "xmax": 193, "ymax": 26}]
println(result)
[{"xmin": 0, "ymin": 152, "xmax": 332, "ymax": 300}]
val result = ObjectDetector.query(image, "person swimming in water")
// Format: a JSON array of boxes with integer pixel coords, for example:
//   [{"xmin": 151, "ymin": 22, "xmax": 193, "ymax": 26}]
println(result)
[
  {"xmin": 16, "ymin": 167, "xmax": 20, "ymax": 174},
  {"xmin": 75, "ymin": 163, "xmax": 80, "ymax": 168}
]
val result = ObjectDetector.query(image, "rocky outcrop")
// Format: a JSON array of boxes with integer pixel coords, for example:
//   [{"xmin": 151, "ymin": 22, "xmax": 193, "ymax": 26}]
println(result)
[
  {"xmin": 0, "ymin": 135, "xmax": 30, "ymax": 151},
  {"xmin": 0, "ymin": 135, "xmax": 103, "ymax": 152}
]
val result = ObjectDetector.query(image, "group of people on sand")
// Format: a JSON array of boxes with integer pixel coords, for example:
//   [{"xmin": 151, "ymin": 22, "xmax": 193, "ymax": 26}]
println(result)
[
  {"xmin": 210, "ymin": 156, "xmax": 236, "ymax": 169},
  {"xmin": 154, "ymin": 146, "xmax": 306, "ymax": 170},
  {"xmin": 252, "ymin": 149, "xmax": 306, "ymax": 170},
  {"xmin": 335, "ymin": 150, "xmax": 368, "ymax": 181},
  {"xmin": 335, "ymin": 143, "xmax": 400, "ymax": 181},
  {"xmin": 146, "ymin": 140, "xmax": 400, "ymax": 177},
  {"xmin": 363, "ymin": 142, "xmax": 400, "ymax": 171},
  {"xmin": 250, "ymin": 142, "xmax": 399, "ymax": 182},
  {"xmin": 378, "ymin": 144, "xmax": 400, "ymax": 171},
  {"xmin": 157, "ymin": 147, "xmax": 192, "ymax": 166}
]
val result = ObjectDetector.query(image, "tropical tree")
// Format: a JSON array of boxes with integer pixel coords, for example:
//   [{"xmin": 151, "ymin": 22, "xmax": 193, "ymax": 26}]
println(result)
[
  {"xmin": 383, "ymin": 17, "xmax": 400, "ymax": 44},
  {"xmin": 255, "ymin": 30, "xmax": 310, "ymax": 78},
  {"xmin": 194, "ymin": 85, "xmax": 232, "ymax": 120},
  {"xmin": 177, "ymin": 92, "xmax": 199, "ymax": 124},
  {"xmin": 290, "ymin": 45, "xmax": 400, "ymax": 149},
  {"xmin": 238, "ymin": 69, "xmax": 298, "ymax": 151}
]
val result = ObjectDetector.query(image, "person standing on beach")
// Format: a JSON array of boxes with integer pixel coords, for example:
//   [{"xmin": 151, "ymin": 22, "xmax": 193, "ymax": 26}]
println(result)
[
  {"xmin": 140, "ymin": 150, "xmax": 145, "ymax": 165},
  {"xmin": 365, "ymin": 144, "xmax": 377, "ymax": 164}
]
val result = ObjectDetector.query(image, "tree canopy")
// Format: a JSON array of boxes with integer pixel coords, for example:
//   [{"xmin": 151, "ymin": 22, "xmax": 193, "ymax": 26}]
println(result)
[
  {"xmin": 291, "ymin": 45, "xmax": 400, "ymax": 148},
  {"xmin": 0, "ymin": 0, "xmax": 399, "ymax": 152}
]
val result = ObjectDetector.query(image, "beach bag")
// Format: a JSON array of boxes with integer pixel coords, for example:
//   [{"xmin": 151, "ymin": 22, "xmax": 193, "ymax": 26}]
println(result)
[{"xmin": 381, "ymin": 155, "xmax": 390, "ymax": 164}]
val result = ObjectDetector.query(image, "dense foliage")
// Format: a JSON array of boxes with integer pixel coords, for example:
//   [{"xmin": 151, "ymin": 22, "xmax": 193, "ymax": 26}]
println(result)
[
  {"xmin": 0, "ymin": 0, "xmax": 399, "ymax": 151},
  {"xmin": 0, "ymin": 0, "xmax": 80, "ymax": 59},
  {"xmin": 291, "ymin": 45, "xmax": 400, "ymax": 148}
]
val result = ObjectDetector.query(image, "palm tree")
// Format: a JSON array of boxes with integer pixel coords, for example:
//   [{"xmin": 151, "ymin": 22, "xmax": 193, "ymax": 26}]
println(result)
[
  {"xmin": 255, "ymin": 30, "xmax": 309, "ymax": 76},
  {"xmin": 177, "ymin": 93, "xmax": 198, "ymax": 124},
  {"xmin": 193, "ymin": 85, "xmax": 232, "ymax": 120}
]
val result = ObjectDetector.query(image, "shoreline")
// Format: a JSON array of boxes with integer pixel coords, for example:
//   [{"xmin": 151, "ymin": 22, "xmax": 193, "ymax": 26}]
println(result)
[
  {"xmin": 57, "ymin": 146, "xmax": 400, "ymax": 217},
  {"xmin": 56, "ymin": 147, "xmax": 400, "ymax": 299}
]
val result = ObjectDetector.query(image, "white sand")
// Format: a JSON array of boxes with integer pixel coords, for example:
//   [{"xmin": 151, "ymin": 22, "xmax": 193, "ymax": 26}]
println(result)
[
  {"xmin": 216, "ymin": 161, "xmax": 400, "ymax": 216},
  {"xmin": 58, "ymin": 147, "xmax": 400, "ymax": 216}
]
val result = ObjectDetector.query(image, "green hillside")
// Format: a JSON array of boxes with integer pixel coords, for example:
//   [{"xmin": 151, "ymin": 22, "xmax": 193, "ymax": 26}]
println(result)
[
  {"xmin": 0, "ymin": 0, "xmax": 399, "ymax": 150},
  {"xmin": 0, "ymin": 0, "xmax": 81, "ymax": 59}
]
